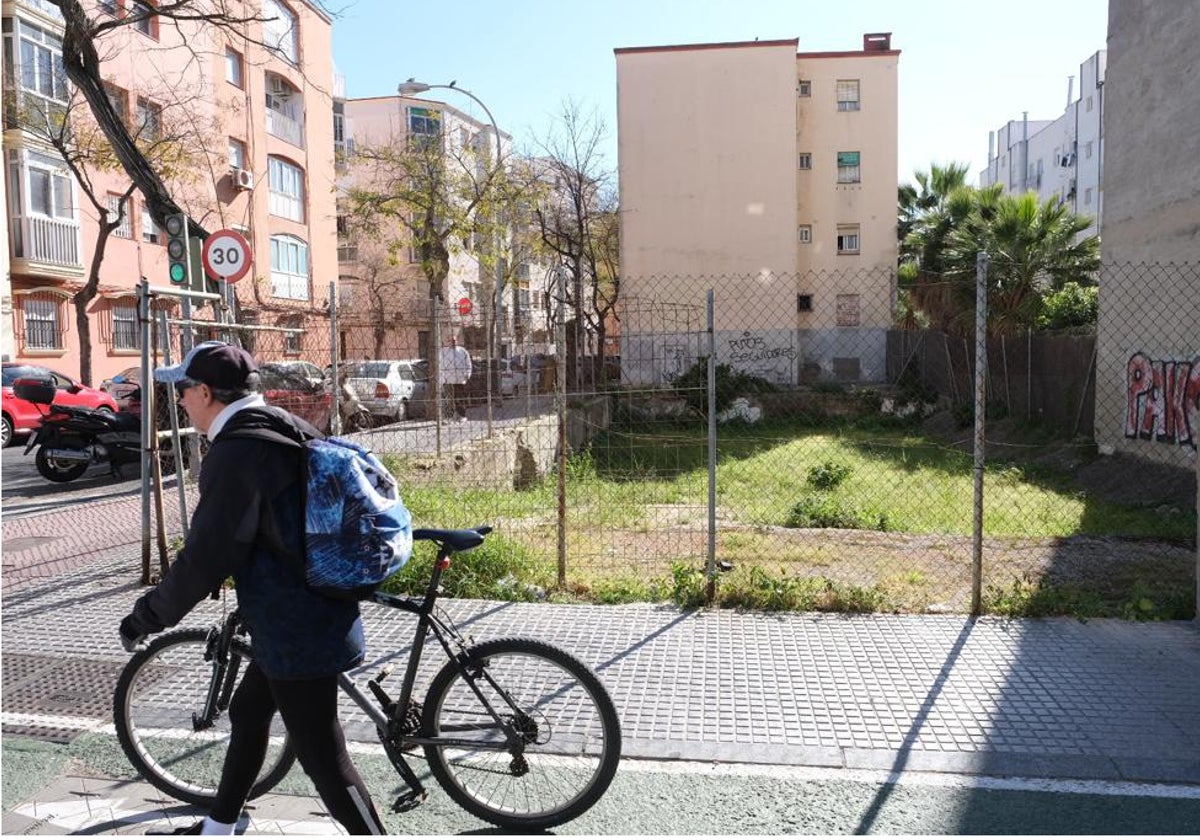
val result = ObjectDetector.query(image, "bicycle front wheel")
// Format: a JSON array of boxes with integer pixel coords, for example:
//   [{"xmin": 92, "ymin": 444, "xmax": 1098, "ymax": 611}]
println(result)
[
  {"xmin": 113, "ymin": 628, "xmax": 296, "ymax": 806},
  {"xmin": 421, "ymin": 637, "xmax": 621, "ymax": 830}
]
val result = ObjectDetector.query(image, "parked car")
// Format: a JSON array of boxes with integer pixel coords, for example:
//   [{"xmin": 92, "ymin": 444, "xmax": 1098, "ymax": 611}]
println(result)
[
  {"xmin": 341, "ymin": 359, "xmax": 429, "ymax": 422},
  {"xmin": 500, "ymin": 358, "xmax": 528, "ymax": 397},
  {"xmin": 257, "ymin": 362, "xmax": 333, "ymax": 433},
  {"xmin": 2, "ymin": 363, "xmax": 119, "ymax": 447},
  {"xmin": 101, "ymin": 365, "xmax": 142, "ymax": 411},
  {"xmin": 261, "ymin": 360, "xmax": 327, "ymax": 390}
]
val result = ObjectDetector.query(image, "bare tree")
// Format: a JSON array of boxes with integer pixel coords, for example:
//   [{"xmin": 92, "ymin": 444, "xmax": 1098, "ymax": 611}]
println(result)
[{"xmin": 534, "ymin": 101, "xmax": 620, "ymax": 388}]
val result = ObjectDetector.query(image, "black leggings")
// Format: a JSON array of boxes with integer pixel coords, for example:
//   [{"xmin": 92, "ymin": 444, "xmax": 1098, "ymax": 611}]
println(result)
[{"xmin": 211, "ymin": 662, "xmax": 383, "ymax": 834}]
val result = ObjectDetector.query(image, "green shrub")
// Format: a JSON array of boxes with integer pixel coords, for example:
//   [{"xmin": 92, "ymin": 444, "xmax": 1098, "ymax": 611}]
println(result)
[
  {"xmin": 1036, "ymin": 281, "xmax": 1098, "ymax": 331},
  {"xmin": 784, "ymin": 493, "xmax": 888, "ymax": 531},
  {"xmin": 669, "ymin": 561, "xmax": 709, "ymax": 609},
  {"xmin": 806, "ymin": 461, "xmax": 852, "ymax": 490},
  {"xmin": 672, "ymin": 357, "xmax": 776, "ymax": 415},
  {"xmin": 380, "ymin": 535, "xmax": 551, "ymax": 601}
]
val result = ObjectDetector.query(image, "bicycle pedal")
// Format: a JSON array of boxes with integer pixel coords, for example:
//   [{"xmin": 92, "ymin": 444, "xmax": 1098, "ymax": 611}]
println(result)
[{"xmin": 392, "ymin": 790, "xmax": 427, "ymax": 813}]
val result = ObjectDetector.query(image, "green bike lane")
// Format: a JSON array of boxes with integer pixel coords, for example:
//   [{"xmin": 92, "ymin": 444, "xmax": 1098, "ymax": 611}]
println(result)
[{"xmin": 5, "ymin": 734, "xmax": 1200, "ymax": 834}]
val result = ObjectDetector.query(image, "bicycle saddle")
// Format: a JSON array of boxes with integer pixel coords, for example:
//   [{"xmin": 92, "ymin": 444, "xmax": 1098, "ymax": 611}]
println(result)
[{"xmin": 412, "ymin": 526, "xmax": 491, "ymax": 552}]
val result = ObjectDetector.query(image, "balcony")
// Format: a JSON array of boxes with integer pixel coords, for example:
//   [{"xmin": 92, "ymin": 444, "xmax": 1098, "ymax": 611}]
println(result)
[
  {"xmin": 266, "ymin": 107, "xmax": 304, "ymax": 149},
  {"xmin": 10, "ymin": 215, "xmax": 82, "ymax": 271}
]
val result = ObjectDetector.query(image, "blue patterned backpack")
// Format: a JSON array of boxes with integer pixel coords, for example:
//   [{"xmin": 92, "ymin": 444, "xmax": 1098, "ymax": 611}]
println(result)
[{"xmin": 303, "ymin": 437, "xmax": 413, "ymax": 599}]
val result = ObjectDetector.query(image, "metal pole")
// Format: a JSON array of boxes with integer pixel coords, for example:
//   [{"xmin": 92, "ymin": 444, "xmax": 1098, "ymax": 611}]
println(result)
[
  {"xmin": 972, "ymin": 251, "xmax": 988, "ymax": 615},
  {"xmin": 138, "ymin": 280, "xmax": 152, "ymax": 582},
  {"xmin": 705, "ymin": 290, "xmax": 717, "ymax": 601},
  {"xmin": 486, "ymin": 301, "xmax": 494, "ymax": 436},
  {"xmin": 158, "ymin": 309, "xmax": 189, "ymax": 538},
  {"xmin": 330, "ymin": 281, "xmax": 341, "ymax": 436},
  {"xmin": 149, "ymin": 310, "xmax": 169, "ymax": 576},
  {"xmin": 433, "ymin": 298, "xmax": 443, "ymax": 458},
  {"xmin": 555, "ymin": 267, "xmax": 568, "ymax": 588}
]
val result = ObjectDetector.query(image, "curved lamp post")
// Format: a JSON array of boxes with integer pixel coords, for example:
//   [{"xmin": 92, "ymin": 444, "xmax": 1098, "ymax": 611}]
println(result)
[{"xmin": 398, "ymin": 78, "xmax": 505, "ymax": 433}]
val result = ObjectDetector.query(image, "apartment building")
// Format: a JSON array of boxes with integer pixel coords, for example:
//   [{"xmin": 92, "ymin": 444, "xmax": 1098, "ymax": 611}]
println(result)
[
  {"xmin": 2, "ymin": 0, "xmax": 337, "ymax": 381},
  {"xmin": 338, "ymin": 94, "xmax": 551, "ymax": 364},
  {"xmin": 979, "ymin": 51, "xmax": 1106, "ymax": 239},
  {"xmin": 614, "ymin": 33, "xmax": 899, "ymax": 385},
  {"xmin": 1094, "ymin": 1, "xmax": 1199, "ymax": 468}
]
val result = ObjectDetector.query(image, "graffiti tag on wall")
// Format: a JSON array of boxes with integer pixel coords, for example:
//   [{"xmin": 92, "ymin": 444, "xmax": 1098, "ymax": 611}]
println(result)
[
  {"xmin": 725, "ymin": 332, "xmax": 797, "ymax": 383},
  {"xmin": 1126, "ymin": 352, "xmax": 1200, "ymax": 450}
]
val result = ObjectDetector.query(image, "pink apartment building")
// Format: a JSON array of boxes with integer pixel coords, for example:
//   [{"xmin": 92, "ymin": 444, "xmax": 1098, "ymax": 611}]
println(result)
[{"xmin": 2, "ymin": 0, "xmax": 337, "ymax": 381}]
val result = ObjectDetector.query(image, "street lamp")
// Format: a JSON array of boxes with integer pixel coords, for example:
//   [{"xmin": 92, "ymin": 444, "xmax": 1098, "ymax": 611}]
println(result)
[{"xmin": 398, "ymin": 77, "xmax": 506, "ymax": 432}]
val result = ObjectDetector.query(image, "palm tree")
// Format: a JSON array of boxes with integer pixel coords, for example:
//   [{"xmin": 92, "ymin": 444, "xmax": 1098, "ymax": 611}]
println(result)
[
  {"xmin": 898, "ymin": 162, "xmax": 971, "ymax": 252},
  {"xmin": 943, "ymin": 192, "xmax": 1099, "ymax": 335}
]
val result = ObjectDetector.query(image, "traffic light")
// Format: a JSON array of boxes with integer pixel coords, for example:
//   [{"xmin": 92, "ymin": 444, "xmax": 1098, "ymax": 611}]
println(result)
[{"xmin": 165, "ymin": 213, "xmax": 191, "ymax": 285}]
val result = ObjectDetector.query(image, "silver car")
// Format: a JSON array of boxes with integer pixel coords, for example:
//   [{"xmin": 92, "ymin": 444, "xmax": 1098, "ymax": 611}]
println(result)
[{"xmin": 341, "ymin": 359, "xmax": 429, "ymax": 422}]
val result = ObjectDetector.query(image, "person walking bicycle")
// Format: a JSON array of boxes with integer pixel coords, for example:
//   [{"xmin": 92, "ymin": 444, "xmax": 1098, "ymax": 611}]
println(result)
[{"xmin": 117, "ymin": 341, "xmax": 384, "ymax": 836}]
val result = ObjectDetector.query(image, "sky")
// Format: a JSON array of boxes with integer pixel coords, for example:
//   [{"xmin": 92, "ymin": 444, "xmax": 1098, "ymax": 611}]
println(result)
[{"xmin": 330, "ymin": 0, "xmax": 1109, "ymax": 187}]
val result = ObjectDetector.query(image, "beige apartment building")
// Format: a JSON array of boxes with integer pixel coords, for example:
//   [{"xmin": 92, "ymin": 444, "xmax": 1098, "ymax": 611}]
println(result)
[
  {"xmin": 2, "ymin": 0, "xmax": 337, "ymax": 382},
  {"xmin": 615, "ymin": 33, "xmax": 899, "ymax": 385}
]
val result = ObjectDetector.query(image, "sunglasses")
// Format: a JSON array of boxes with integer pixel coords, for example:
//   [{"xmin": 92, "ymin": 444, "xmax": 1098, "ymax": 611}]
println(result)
[{"xmin": 174, "ymin": 378, "xmax": 199, "ymax": 395}]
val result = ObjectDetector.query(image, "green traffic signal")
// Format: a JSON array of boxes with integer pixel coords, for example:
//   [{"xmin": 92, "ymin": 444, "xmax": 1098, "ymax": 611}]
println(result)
[{"xmin": 166, "ymin": 212, "xmax": 190, "ymax": 285}]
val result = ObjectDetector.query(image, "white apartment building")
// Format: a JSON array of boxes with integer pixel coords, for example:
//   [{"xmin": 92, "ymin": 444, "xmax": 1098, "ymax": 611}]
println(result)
[{"xmin": 979, "ymin": 51, "xmax": 1106, "ymax": 239}]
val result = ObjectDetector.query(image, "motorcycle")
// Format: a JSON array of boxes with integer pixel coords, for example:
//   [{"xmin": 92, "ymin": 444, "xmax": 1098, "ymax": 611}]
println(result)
[
  {"xmin": 338, "ymin": 378, "xmax": 375, "ymax": 434},
  {"xmin": 12, "ymin": 377, "xmax": 185, "ymax": 483}
]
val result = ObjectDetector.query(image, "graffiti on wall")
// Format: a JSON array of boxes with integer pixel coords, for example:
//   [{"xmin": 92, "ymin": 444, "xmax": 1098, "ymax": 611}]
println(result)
[
  {"xmin": 725, "ymin": 332, "xmax": 797, "ymax": 383},
  {"xmin": 1126, "ymin": 352, "xmax": 1200, "ymax": 450}
]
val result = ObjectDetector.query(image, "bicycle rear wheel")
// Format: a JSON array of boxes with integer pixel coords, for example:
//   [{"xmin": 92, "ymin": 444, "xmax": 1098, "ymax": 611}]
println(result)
[
  {"xmin": 421, "ymin": 636, "xmax": 621, "ymax": 830},
  {"xmin": 113, "ymin": 628, "xmax": 296, "ymax": 806}
]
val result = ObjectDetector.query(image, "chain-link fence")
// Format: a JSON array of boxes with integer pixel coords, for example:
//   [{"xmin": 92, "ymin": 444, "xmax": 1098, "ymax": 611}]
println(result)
[{"xmin": 149, "ymin": 261, "xmax": 1197, "ymax": 617}]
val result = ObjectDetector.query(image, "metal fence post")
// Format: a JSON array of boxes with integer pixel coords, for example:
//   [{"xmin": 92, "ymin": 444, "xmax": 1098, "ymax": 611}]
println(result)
[
  {"xmin": 329, "ymin": 281, "xmax": 341, "ymax": 436},
  {"xmin": 706, "ymin": 289, "xmax": 717, "ymax": 601},
  {"xmin": 555, "ymin": 267, "xmax": 568, "ymax": 589},
  {"xmin": 138, "ymin": 280, "xmax": 153, "ymax": 583},
  {"xmin": 158, "ymin": 309, "xmax": 189, "ymax": 539},
  {"xmin": 433, "ymin": 298, "xmax": 443, "ymax": 458},
  {"xmin": 972, "ymin": 251, "xmax": 989, "ymax": 615}
]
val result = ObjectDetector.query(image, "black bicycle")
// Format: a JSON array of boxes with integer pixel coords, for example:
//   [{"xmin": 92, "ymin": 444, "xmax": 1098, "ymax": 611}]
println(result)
[{"xmin": 112, "ymin": 527, "xmax": 622, "ymax": 830}]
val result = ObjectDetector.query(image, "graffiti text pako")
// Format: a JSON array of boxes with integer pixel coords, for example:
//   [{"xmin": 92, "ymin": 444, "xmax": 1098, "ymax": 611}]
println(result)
[{"xmin": 1125, "ymin": 352, "xmax": 1200, "ymax": 450}]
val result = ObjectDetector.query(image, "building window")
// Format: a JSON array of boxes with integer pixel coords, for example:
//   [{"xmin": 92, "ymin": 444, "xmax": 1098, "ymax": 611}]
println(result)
[
  {"xmin": 135, "ymin": 97, "xmax": 161, "ymax": 141},
  {"xmin": 106, "ymin": 193, "xmax": 132, "ymax": 238},
  {"xmin": 798, "ymin": 153, "xmax": 812, "ymax": 170},
  {"xmin": 836, "ymin": 293, "xmax": 861, "ymax": 327},
  {"xmin": 836, "ymin": 79, "xmax": 860, "ymax": 111},
  {"xmin": 265, "ymin": 74, "xmax": 303, "ymax": 147},
  {"xmin": 798, "ymin": 225, "xmax": 812, "ymax": 244},
  {"xmin": 225, "ymin": 46, "xmax": 243, "ymax": 87},
  {"xmin": 23, "ymin": 153, "xmax": 74, "ymax": 220},
  {"xmin": 797, "ymin": 79, "xmax": 811, "ymax": 97},
  {"xmin": 112, "ymin": 299, "xmax": 138, "ymax": 350},
  {"xmin": 837, "ymin": 151, "xmax": 861, "ymax": 184},
  {"xmin": 103, "ymin": 82, "xmax": 129, "ymax": 125},
  {"xmin": 98, "ymin": 0, "xmax": 118, "ymax": 14},
  {"xmin": 279, "ymin": 315, "xmax": 302, "ymax": 353},
  {"xmin": 130, "ymin": 0, "xmax": 159, "ymax": 38},
  {"xmin": 228, "ymin": 137, "xmax": 247, "ymax": 169},
  {"xmin": 142, "ymin": 206, "xmax": 162, "ymax": 244},
  {"xmin": 1085, "ymin": 187, "xmax": 1093, "ymax": 205},
  {"xmin": 1086, "ymin": 95, "xmax": 1094, "ymax": 112},
  {"xmin": 13, "ymin": 19, "xmax": 69, "ymax": 106},
  {"xmin": 270, "ymin": 234, "xmax": 309, "ymax": 300},
  {"xmin": 1085, "ymin": 140, "xmax": 1094, "ymax": 159},
  {"xmin": 268, "ymin": 156, "xmax": 304, "ymax": 221},
  {"xmin": 837, "ymin": 225, "xmax": 860, "ymax": 255},
  {"xmin": 797, "ymin": 294, "xmax": 813, "ymax": 312},
  {"xmin": 407, "ymin": 106, "xmax": 440, "ymax": 143},
  {"xmin": 263, "ymin": 0, "xmax": 299, "ymax": 64},
  {"xmin": 22, "ymin": 293, "xmax": 63, "ymax": 350}
]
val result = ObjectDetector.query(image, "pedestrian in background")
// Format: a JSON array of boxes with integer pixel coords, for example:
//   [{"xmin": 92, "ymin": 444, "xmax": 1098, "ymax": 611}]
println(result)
[{"xmin": 439, "ymin": 335, "xmax": 473, "ymax": 421}]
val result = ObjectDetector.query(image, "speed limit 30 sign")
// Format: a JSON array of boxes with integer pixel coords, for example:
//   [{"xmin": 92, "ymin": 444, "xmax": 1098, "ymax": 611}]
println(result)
[{"xmin": 202, "ymin": 229, "xmax": 253, "ymax": 283}]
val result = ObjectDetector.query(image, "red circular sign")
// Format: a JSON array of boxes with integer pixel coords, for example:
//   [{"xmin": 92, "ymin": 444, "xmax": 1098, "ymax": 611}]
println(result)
[
  {"xmin": 457, "ymin": 297, "xmax": 473, "ymax": 316},
  {"xmin": 202, "ymin": 229, "xmax": 253, "ymax": 283}
]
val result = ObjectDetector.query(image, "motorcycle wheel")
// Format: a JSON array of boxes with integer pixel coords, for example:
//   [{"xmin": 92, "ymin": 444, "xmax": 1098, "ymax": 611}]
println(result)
[
  {"xmin": 35, "ymin": 447, "xmax": 89, "ymax": 482},
  {"xmin": 344, "ymin": 409, "xmax": 374, "ymax": 433}
]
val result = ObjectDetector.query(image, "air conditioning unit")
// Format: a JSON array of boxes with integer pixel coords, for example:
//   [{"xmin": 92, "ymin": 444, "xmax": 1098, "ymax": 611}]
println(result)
[
  {"xmin": 1060, "ymin": 152, "xmax": 1076, "ymax": 167},
  {"xmin": 232, "ymin": 167, "xmax": 254, "ymax": 191}
]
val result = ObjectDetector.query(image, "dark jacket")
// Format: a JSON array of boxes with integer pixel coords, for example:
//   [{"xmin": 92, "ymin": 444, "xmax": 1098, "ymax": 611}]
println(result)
[{"xmin": 126, "ymin": 405, "xmax": 365, "ymax": 679}]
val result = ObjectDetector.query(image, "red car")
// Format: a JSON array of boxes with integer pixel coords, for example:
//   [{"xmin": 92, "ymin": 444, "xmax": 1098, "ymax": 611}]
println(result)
[
  {"xmin": 2, "ymin": 363, "xmax": 119, "ymax": 447},
  {"xmin": 258, "ymin": 363, "xmax": 332, "ymax": 434}
]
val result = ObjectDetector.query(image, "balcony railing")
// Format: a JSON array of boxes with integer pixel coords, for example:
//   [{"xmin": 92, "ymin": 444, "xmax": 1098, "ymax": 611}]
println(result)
[
  {"xmin": 266, "ymin": 107, "xmax": 304, "ymax": 148},
  {"xmin": 10, "ymin": 215, "xmax": 81, "ymax": 268}
]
